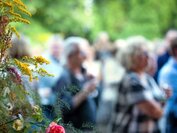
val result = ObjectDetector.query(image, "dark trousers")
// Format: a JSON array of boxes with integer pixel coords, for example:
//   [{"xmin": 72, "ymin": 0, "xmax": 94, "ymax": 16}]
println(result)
[{"xmin": 41, "ymin": 105, "xmax": 56, "ymax": 121}]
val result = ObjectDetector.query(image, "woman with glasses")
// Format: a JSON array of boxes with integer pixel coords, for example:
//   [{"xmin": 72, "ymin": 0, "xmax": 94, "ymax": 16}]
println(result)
[{"xmin": 111, "ymin": 36, "xmax": 167, "ymax": 133}]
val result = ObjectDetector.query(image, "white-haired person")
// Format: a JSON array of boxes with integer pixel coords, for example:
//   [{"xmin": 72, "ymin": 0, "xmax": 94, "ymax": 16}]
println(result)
[
  {"xmin": 53, "ymin": 37, "xmax": 98, "ymax": 132},
  {"xmin": 37, "ymin": 34, "xmax": 64, "ymax": 120},
  {"xmin": 111, "ymin": 36, "xmax": 170, "ymax": 133}
]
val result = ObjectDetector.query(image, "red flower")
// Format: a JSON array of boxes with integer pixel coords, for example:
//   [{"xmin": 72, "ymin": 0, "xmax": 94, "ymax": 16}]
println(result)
[{"xmin": 46, "ymin": 122, "xmax": 65, "ymax": 133}]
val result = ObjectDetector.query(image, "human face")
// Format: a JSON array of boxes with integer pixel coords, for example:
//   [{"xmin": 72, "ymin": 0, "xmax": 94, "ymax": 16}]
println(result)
[
  {"xmin": 69, "ymin": 45, "xmax": 85, "ymax": 67},
  {"xmin": 132, "ymin": 48, "xmax": 149, "ymax": 72},
  {"xmin": 51, "ymin": 43, "xmax": 63, "ymax": 59}
]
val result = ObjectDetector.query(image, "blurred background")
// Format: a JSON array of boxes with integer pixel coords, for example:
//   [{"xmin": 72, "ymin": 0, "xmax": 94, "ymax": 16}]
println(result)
[
  {"xmin": 9, "ymin": 1, "xmax": 177, "ymax": 132},
  {"xmin": 15, "ymin": 0, "xmax": 177, "ymax": 48}
]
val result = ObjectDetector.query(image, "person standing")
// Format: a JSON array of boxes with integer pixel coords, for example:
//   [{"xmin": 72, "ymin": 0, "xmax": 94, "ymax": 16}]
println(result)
[
  {"xmin": 111, "ymin": 36, "xmax": 164, "ymax": 133},
  {"xmin": 158, "ymin": 37, "xmax": 177, "ymax": 133},
  {"xmin": 154, "ymin": 29, "xmax": 177, "ymax": 82},
  {"xmin": 37, "ymin": 35, "xmax": 64, "ymax": 120},
  {"xmin": 53, "ymin": 37, "xmax": 97, "ymax": 132}
]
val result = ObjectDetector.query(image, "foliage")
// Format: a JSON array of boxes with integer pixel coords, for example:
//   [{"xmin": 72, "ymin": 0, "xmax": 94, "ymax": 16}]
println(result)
[
  {"xmin": 15, "ymin": 19, "xmax": 51, "ymax": 46},
  {"xmin": 18, "ymin": 0, "xmax": 177, "ymax": 43},
  {"xmin": 94, "ymin": 0, "xmax": 177, "ymax": 40},
  {"xmin": 24, "ymin": 0, "xmax": 88, "ymax": 37},
  {"xmin": 0, "ymin": 0, "xmax": 54, "ymax": 132}
]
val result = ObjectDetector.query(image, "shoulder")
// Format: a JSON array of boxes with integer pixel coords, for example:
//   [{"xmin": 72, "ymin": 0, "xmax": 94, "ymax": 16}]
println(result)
[
  {"xmin": 59, "ymin": 67, "xmax": 70, "ymax": 80},
  {"xmin": 145, "ymin": 73, "xmax": 154, "ymax": 80},
  {"xmin": 157, "ymin": 51, "xmax": 169, "ymax": 61},
  {"xmin": 52, "ymin": 68, "xmax": 71, "ymax": 91},
  {"xmin": 123, "ymin": 72, "xmax": 140, "ymax": 84},
  {"xmin": 120, "ymin": 72, "xmax": 142, "ymax": 92},
  {"xmin": 158, "ymin": 62, "xmax": 173, "ymax": 84},
  {"xmin": 159, "ymin": 62, "xmax": 172, "ymax": 77}
]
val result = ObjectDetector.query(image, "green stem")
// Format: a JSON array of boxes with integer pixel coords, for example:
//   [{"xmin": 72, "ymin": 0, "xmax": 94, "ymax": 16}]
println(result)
[{"xmin": 0, "ymin": 117, "xmax": 18, "ymax": 127}]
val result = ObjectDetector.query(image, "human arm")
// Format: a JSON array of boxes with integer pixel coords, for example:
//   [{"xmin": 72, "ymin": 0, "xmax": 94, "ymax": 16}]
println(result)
[
  {"xmin": 53, "ymin": 73, "xmax": 97, "ymax": 112},
  {"xmin": 137, "ymin": 100, "xmax": 163, "ymax": 119},
  {"xmin": 73, "ymin": 80, "xmax": 96, "ymax": 108},
  {"xmin": 158, "ymin": 68, "xmax": 174, "ymax": 100},
  {"xmin": 125, "ymin": 74, "xmax": 163, "ymax": 119}
]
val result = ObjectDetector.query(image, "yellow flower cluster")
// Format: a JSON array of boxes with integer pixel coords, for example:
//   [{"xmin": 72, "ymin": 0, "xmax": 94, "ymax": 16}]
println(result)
[
  {"xmin": 34, "ymin": 56, "xmax": 50, "ymax": 65},
  {"xmin": 0, "ymin": 0, "xmax": 31, "ymax": 38},
  {"xmin": 0, "ymin": 0, "xmax": 32, "ymax": 62},
  {"xmin": 10, "ymin": 17, "xmax": 30, "ymax": 24},
  {"xmin": 0, "ymin": 1, "xmax": 53, "ymax": 132},
  {"xmin": 9, "ymin": 10, "xmax": 21, "ymax": 17},
  {"xmin": 14, "ymin": 59, "xmax": 33, "ymax": 81},
  {"xmin": 14, "ymin": 56, "xmax": 53, "ymax": 81},
  {"xmin": 1, "ymin": 0, "xmax": 31, "ymax": 17},
  {"xmin": 38, "ymin": 68, "xmax": 54, "ymax": 77},
  {"xmin": 13, "ymin": 0, "xmax": 27, "ymax": 8},
  {"xmin": 17, "ymin": 6, "xmax": 31, "ymax": 16}
]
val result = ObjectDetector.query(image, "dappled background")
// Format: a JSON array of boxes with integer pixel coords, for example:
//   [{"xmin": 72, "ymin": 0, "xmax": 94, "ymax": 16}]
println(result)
[{"xmin": 15, "ymin": 0, "xmax": 177, "ymax": 46}]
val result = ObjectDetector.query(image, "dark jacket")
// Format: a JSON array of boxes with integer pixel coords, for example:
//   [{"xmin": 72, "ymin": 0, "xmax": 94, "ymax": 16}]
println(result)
[{"xmin": 53, "ymin": 67, "xmax": 96, "ymax": 130}]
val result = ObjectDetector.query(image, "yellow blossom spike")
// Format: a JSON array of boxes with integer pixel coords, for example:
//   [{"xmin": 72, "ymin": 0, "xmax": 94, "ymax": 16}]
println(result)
[
  {"xmin": 10, "ymin": 17, "xmax": 30, "ymax": 24},
  {"xmin": 34, "ymin": 56, "xmax": 50, "ymax": 64},
  {"xmin": 11, "ymin": 27, "xmax": 20, "ymax": 38},
  {"xmin": 17, "ymin": 6, "xmax": 32, "ymax": 16},
  {"xmin": 2, "ymin": 1, "xmax": 12, "ymax": 7},
  {"xmin": 14, "ymin": 59, "xmax": 33, "ymax": 81},
  {"xmin": 38, "ymin": 68, "xmax": 54, "ymax": 77},
  {"xmin": 13, "ymin": 0, "xmax": 27, "ymax": 9},
  {"xmin": 38, "ymin": 68, "xmax": 48, "ymax": 73},
  {"xmin": 8, "ymin": 10, "xmax": 21, "ymax": 17}
]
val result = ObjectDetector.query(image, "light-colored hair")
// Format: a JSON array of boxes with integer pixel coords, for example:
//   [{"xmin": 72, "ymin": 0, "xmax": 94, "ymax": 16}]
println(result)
[
  {"xmin": 9, "ymin": 34, "xmax": 31, "ymax": 58},
  {"xmin": 94, "ymin": 32, "xmax": 111, "ymax": 51},
  {"xmin": 46, "ymin": 34, "xmax": 64, "ymax": 59},
  {"xmin": 47, "ymin": 34, "xmax": 63, "ymax": 47},
  {"xmin": 117, "ymin": 36, "xmax": 148, "ymax": 70},
  {"xmin": 165, "ymin": 29, "xmax": 177, "ymax": 42},
  {"xmin": 61, "ymin": 36, "xmax": 87, "ymax": 65}
]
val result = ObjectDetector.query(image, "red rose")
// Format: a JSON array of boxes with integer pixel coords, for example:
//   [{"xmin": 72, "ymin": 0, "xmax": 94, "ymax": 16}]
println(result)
[{"xmin": 46, "ymin": 122, "xmax": 65, "ymax": 133}]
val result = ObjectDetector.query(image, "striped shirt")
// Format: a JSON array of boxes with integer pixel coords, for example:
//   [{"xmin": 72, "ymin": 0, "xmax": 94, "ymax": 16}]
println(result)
[{"xmin": 112, "ymin": 72, "xmax": 163, "ymax": 133}]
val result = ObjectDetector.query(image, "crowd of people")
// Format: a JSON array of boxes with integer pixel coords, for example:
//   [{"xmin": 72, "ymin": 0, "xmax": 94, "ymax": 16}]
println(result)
[{"xmin": 9, "ymin": 29, "xmax": 177, "ymax": 133}]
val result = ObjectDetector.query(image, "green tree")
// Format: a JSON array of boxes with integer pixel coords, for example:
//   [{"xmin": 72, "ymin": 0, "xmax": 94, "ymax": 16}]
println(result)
[{"xmin": 20, "ymin": 0, "xmax": 177, "ymax": 43}]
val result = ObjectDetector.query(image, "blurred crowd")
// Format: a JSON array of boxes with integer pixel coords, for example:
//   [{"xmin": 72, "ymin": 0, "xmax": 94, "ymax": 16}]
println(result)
[{"xmin": 9, "ymin": 29, "xmax": 177, "ymax": 133}]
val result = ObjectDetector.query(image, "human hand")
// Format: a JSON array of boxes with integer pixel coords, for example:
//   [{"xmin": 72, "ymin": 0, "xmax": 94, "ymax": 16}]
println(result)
[
  {"xmin": 83, "ymin": 79, "xmax": 97, "ymax": 94},
  {"xmin": 162, "ymin": 84, "xmax": 172, "ymax": 99}
]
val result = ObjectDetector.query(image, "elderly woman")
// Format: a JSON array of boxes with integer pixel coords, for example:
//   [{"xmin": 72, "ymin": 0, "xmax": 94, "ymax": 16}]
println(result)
[{"xmin": 111, "ymin": 36, "xmax": 165, "ymax": 133}]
